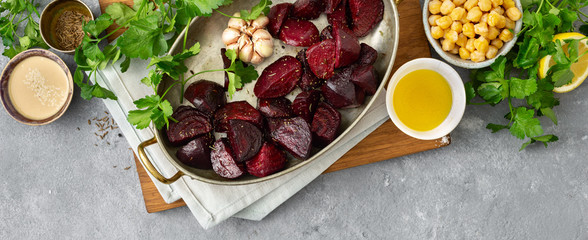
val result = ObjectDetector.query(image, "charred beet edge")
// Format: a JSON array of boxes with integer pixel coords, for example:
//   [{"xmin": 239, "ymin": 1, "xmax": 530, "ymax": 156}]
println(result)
[
  {"xmin": 291, "ymin": 0, "xmax": 325, "ymax": 20},
  {"xmin": 321, "ymin": 67, "xmax": 363, "ymax": 109},
  {"xmin": 311, "ymin": 102, "xmax": 341, "ymax": 147},
  {"xmin": 258, "ymin": 97, "xmax": 294, "ymax": 118},
  {"xmin": 306, "ymin": 39, "xmax": 336, "ymax": 80},
  {"xmin": 166, "ymin": 107, "xmax": 212, "ymax": 146},
  {"xmin": 227, "ymin": 120, "xmax": 263, "ymax": 162},
  {"xmin": 254, "ymin": 56, "xmax": 302, "ymax": 98},
  {"xmin": 333, "ymin": 22, "xmax": 361, "ymax": 68},
  {"xmin": 351, "ymin": 65, "xmax": 378, "ymax": 95},
  {"xmin": 296, "ymin": 49, "xmax": 324, "ymax": 91},
  {"xmin": 246, "ymin": 142, "xmax": 287, "ymax": 177},
  {"xmin": 279, "ymin": 19, "xmax": 320, "ymax": 47},
  {"xmin": 357, "ymin": 43, "xmax": 378, "ymax": 66},
  {"xmin": 214, "ymin": 101, "xmax": 263, "ymax": 133},
  {"xmin": 211, "ymin": 138, "xmax": 246, "ymax": 179},
  {"xmin": 268, "ymin": 3, "xmax": 292, "ymax": 37},
  {"xmin": 349, "ymin": 0, "xmax": 384, "ymax": 37},
  {"xmin": 292, "ymin": 90, "xmax": 321, "ymax": 123},
  {"xmin": 268, "ymin": 117, "xmax": 313, "ymax": 160},
  {"xmin": 184, "ymin": 80, "xmax": 226, "ymax": 116},
  {"xmin": 320, "ymin": 25, "xmax": 333, "ymax": 40},
  {"xmin": 176, "ymin": 133, "xmax": 215, "ymax": 169}
]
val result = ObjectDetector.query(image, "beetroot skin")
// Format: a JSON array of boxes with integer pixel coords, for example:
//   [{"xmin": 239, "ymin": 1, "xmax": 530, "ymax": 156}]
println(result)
[
  {"xmin": 254, "ymin": 56, "xmax": 302, "ymax": 98},
  {"xmin": 333, "ymin": 23, "xmax": 361, "ymax": 68},
  {"xmin": 291, "ymin": 0, "xmax": 325, "ymax": 20},
  {"xmin": 268, "ymin": 117, "xmax": 313, "ymax": 160},
  {"xmin": 176, "ymin": 133, "xmax": 214, "ymax": 169},
  {"xmin": 321, "ymin": 68, "xmax": 363, "ymax": 109},
  {"xmin": 306, "ymin": 39, "xmax": 336, "ymax": 80},
  {"xmin": 292, "ymin": 90, "xmax": 321, "ymax": 123},
  {"xmin": 184, "ymin": 80, "xmax": 226, "ymax": 116},
  {"xmin": 352, "ymin": 65, "xmax": 378, "ymax": 95},
  {"xmin": 349, "ymin": 0, "xmax": 384, "ymax": 37},
  {"xmin": 166, "ymin": 107, "xmax": 212, "ymax": 146},
  {"xmin": 258, "ymin": 97, "xmax": 294, "ymax": 118},
  {"xmin": 320, "ymin": 25, "xmax": 333, "ymax": 40},
  {"xmin": 325, "ymin": 0, "xmax": 342, "ymax": 14},
  {"xmin": 227, "ymin": 120, "xmax": 263, "ymax": 162},
  {"xmin": 357, "ymin": 43, "xmax": 378, "ymax": 66},
  {"xmin": 296, "ymin": 49, "xmax": 324, "ymax": 91},
  {"xmin": 214, "ymin": 101, "xmax": 263, "ymax": 132},
  {"xmin": 311, "ymin": 102, "xmax": 341, "ymax": 146},
  {"xmin": 246, "ymin": 142, "xmax": 287, "ymax": 177},
  {"xmin": 279, "ymin": 19, "xmax": 320, "ymax": 47},
  {"xmin": 211, "ymin": 138, "xmax": 246, "ymax": 179},
  {"xmin": 268, "ymin": 3, "xmax": 292, "ymax": 37}
]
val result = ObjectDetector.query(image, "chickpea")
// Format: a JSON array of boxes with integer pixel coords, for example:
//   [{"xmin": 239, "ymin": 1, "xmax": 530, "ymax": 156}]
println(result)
[
  {"xmin": 486, "ymin": 45, "xmax": 499, "ymax": 59},
  {"xmin": 480, "ymin": 13, "xmax": 489, "ymax": 23},
  {"xmin": 441, "ymin": 0, "xmax": 456, "ymax": 15},
  {"xmin": 499, "ymin": 29, "xmax": 514, "ymax": 42},
  {"xmin": 463, "ymin": 22, "xmax": 476, "ymax": 38},
  {"xmin": 459, "ymin": 47, "xmax": 471, "ymax": 59},
  {"xmin": 487, "ymin": 26, "xmax": 500, "ymax": 40},
  {"xmin": 451, "ymin": 21, "xmax": 463, "ymax": 33},
  {"xmin": 450, "ymin": 46, "xmax": 460, "ymax": 54},
  {"xmin": 505, "ymin": 18, "xmax": 515, "ymax": 29},
  {"xmin": 460, "ymin": 14, "xmax": 470, "ymax": 24},
  {"xmin": 453, "ymin": 0, "xmax": 467, "ymax": 6},
  {"xmin": 491, "ymin": 6, "xmax": 504, "ymax": 15},
  {"xmin": 465, "ymin": 38, "xmax": 476, "ymax": 52},
  {"xmin": 429, "ymin": 15, "xmax": 442, "ymax": 26},
  {"xmin": 487, "ymin": 12, "xmax": 501, "ymax": 27},
  {"xmin": 491, "ymin": 39, "xmax": 503, "ymax": 49},
  {"xmin": 456, "ymin": 33, "xmax": 468, "ymax": 47},
  {"xmin": 478, "ymin": 0, "xmax": 492, "ymax": 11},
  {"xmin": 464, "ymin": 0, "xmax": 479, "ymax": 11},
  {"xmin": 436, "ymin": 16, "xmax": 453, "ymax": 29},
  {"xmin": 474, "ymin": 36, "xmax": 489, "ymax": 53},
  {"xmin": 503, "ymin": 0, "xmax": 515, "ymax": 9},
  {"xmin": 429, "ymin": 0, "xmax": 443, "ymax": 14},
  {"xmin": 442, "ymin": 38, "xmax": 456, "ymax": 52},
  {"xmin": 450, "ymin": 7, "xmax": 467, "ymax": 21},
  {"xmin": 506, "ymin": 7, "xmax": 522, "ymax": 21},
  {"xmin": 474, "ymin": 22, "xmax": 489, "ymax": 36},
  {"xmin": 490, "ymin": 0, "xmax": 503, "ymax": 8},
  {"xmin": 471, "ymin": 50, "xmax": 486, "ymax": 62},
  {"xmin": 431, "ymin": 26, "xmax": 445, "ymax": 39},
  {"xmin": 467, "ymin": 7, "xmax": 483, "ymax": 22},
  {"xmin": 445, "ymin": 29, "xmax": 459, "ymax": 43}
]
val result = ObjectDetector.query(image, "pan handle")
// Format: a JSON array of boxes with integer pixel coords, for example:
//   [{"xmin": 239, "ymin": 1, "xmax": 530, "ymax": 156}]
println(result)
[
  {"xmin": 395, "ymin": 0, "xmax": 403, "ymax": 5},
  {"xmin": 137, "ymin": 137, "xmax": 184, "ymax": 184}
]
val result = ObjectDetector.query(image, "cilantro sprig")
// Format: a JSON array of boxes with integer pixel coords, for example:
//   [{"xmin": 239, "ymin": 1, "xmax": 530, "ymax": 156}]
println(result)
[
  {"xmin": 0, "ymin": 0, "xmax": 48, "ymax": 58},
  {"xmin": 467, "ymin": 0, "xmax": 588, "ymax": 150}
]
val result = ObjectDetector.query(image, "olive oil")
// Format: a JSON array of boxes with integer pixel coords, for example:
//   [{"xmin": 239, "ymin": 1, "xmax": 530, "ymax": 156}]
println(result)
[{"xmin": 393, "ymin": 69, "xmax": 452, "ymax": 131}]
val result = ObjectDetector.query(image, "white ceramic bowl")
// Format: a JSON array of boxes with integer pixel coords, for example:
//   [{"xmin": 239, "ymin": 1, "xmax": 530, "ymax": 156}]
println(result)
[
  {"xmin": 422, "ymin": 0, "xmax": 523, "ymax": 69},
  {"xmin": 386, "ymin": 58, "xmax": 466, "ymax": 140}
]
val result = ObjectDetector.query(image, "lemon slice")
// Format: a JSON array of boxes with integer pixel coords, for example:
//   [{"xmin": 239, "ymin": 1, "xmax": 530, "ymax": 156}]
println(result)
[{"xmin": 538, "ymin": 32, "xmax": 588, "ymax": 93}]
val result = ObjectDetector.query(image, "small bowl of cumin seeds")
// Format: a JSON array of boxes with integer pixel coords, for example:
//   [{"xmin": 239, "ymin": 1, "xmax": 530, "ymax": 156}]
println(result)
[{"xmin": 40, "ymin": 0, "xmax": 93, "ymax": 54}]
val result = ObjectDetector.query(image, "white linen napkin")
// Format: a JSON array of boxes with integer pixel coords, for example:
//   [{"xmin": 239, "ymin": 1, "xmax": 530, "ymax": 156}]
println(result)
[{"xmin": 93, "ymin": 58, "xmax": 389, "ymax": 229}]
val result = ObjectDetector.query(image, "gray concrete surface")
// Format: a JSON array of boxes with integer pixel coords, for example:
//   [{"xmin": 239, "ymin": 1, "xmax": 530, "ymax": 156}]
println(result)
[{"xmin": 1, "ymin": 1, "xmax": 587, "ymax": 239}]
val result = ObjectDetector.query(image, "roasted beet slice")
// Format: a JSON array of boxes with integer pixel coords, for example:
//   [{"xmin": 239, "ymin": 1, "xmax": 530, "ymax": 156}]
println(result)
[
  {"xmin": 321, "ymin": 68, "xmax": 362, "ymax": 109},
  {"xmin": 214, "ymin": 101, "xmax": 263, "ymax": 132},
  {"xmin": 268, "ymin": 3, "xmax": 292, "ymax": 37},
  {"xmin": 333, "ymin": 23, "xmax": 360, "ymax": 68},
  {"xmin": 254, "ymin": 56, "xmax": 302, "ymax": 98},
  {"xmin": 292, "ymin": 90, "xmax": 321, "ymax": 123},
  {"xmin": 327, "ymin": 0, "xmax": 348, "ymax": 27},
  {"xmin": 227, "ymin": 120, "xmax": 263, "ymax": 162},
  {"xmin": 325, "ymin": 0, "xmax": 342, "ymax": 14},
  {"xmin": 311, "ymin": 102, "xmax": 341, "ymax": 147},
  {"xmin": 166, "ymin": 107, "xmax": 212, "ymax": 146},
  {"xmin": 221, "ymin": 48, "xmax": 230, "ymax": 91},
  {"xmin": 279, "ymin": 19, "xmax": 320, "ymax": 47},
  {"xmin": 246, "ymin": 142, "xmax": 287, "ymax": 177},
  {"xmin": 296, "ymin": 49, "xmax": 324, "ymax": 91},
  {"xmin": 268, "ymin": 117, "xmax": 312, "ymax": 160},
  {"xmin": 352, "ymin": 65, "xmax": 378, "ymax": 95},
  {"xmin": 320, "ymin": 25, "xmax": 333, "ymax": 40},
  {"xmin": 258, "ymin": 97, "xmax": 293, "ymax": 118},
  {"xmin": 184, "ymin": 80, "xmax": 226, "ymax": 116},
  {"xmin": 176, "ymin": 133, "xmax": 214, "ymax": 169},
  {"xmin": 349, "ymin": 0, "xmax": 384, "ymax": 37},
  {"xmin": 291, "ymin": 0, "xmax": 325, "ymax": 20},
  {"xmin": 357, "ymin": 43, "xmax": 378, "ymax": 66},
  {"xmin": 306, "ymin": 39, "xmax": 336, "ymax": 80},
  {"xmin": 211, "ymin": 138, "xmax": 245, "ymax": 179}
]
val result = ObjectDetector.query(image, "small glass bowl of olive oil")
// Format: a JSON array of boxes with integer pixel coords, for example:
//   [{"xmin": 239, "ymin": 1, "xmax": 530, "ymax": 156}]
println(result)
[{"xmin": 386, "ymin": 58, "xmax": 466, "ymax": 140}]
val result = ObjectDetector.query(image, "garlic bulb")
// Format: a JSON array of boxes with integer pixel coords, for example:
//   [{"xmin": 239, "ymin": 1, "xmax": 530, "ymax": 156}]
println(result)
[{"xmin": 221, "ymin": 13, "xmax": 274, "ymax": 64}]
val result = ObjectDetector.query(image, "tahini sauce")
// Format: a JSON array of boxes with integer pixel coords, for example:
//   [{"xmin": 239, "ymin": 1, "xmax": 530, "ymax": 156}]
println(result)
[{"xmin": 8, "ymin": 56, "xmax": 69, "ymax": 120}]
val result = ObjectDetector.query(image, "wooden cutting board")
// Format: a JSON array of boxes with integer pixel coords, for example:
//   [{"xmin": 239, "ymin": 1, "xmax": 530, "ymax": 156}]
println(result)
[{"xmin": 100, "ymin": 0, "xmax": 450, "ymax": 213}]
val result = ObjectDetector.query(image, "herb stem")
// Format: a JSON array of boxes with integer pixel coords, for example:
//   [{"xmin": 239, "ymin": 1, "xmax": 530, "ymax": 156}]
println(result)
[
  {"xmin": 215, "ymin": 10, "xmax": 240, "ymax": 19},
  {"xmin": 184, "ymin": 69, "xmax": 227, "ymax": 83}
]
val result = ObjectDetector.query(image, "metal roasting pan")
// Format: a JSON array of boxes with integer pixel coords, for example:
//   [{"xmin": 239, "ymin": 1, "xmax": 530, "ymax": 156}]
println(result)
[{"xmin": 137, "ymin": 0, "xmax": 400, "ymax": 185}]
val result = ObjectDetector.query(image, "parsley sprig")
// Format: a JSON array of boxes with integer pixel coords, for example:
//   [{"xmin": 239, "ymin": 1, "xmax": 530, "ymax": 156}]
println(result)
[
  {"xmin": 0, "ymin": 0, "xmax": 49, "ymax": 58},
  {"xmin": 467, "ymin": 0, "xmax": 588, "ymax": 150},
  {"xmin": 215, "ymin": 0, "xmax": 272, "ymax": 20}
]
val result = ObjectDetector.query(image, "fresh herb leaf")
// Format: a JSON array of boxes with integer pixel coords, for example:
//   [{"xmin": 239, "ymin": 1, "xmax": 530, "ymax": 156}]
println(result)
[
  {"xmin": 83, "ymin": 14, "xmax": 114, "ymax": 37},
  {"xmin": 117, "ymin": 13, "xmax": 168, "ymax": 59},
  {"xmin": 510, "ymin": 77, "xmax": 538, "ymax": 99},
  {"xmin": 105, "ymin": 3, "xmax": 137, "ymax": 27},
  {"xmin": 240, "ymin": 0, "xmax": 272, "ymax": 20},
  {"xmin": 509, "ymin": 107, "xmax": 543, "ymax": 140},
  {"xmin": 486, "ymin": 123, "xmax": 509, "ymax": 133}
]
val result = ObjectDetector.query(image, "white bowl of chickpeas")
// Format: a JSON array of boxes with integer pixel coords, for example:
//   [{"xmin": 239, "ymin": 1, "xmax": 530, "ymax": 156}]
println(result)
[{"xmin": 423, "ymin": 0, "xmax": 523, "ymax": 69}]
